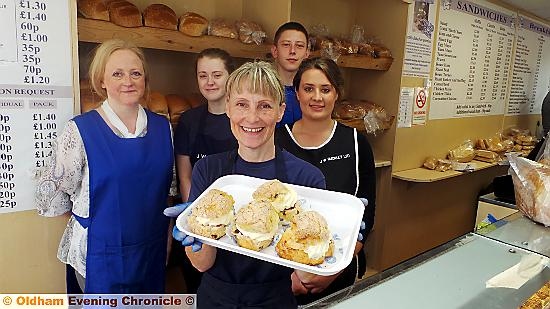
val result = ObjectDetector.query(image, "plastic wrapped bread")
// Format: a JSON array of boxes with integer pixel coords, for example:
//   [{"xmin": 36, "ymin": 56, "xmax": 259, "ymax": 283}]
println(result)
[{"xmin": 508, "ymin": 153, "xmax": 550, "ymax": 226}]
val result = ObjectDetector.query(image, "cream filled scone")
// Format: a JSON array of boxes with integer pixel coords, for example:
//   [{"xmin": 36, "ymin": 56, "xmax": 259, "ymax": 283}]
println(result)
[
  {"xmin": 187, "ymin": 189, "xmax": 235, "ymax": 239},
  {"xmin": 252, "ymin": 179, "xmax": 301, "ymax": 223},
  {"xmin": 231, "ymin": 200, "xmax": 280, "ymax": 251},
  {"xmin": 276, "ymin": 211, "xmax": 334, "ymax": 265}
]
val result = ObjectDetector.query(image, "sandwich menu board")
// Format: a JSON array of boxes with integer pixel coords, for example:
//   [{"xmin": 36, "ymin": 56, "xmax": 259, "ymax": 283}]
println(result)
[
  {"xmin": 507, "ymin": 15, "xmax": 550, "ymax": 115},
  {"xmin": 429, "ymin": 0, "xmax": 516, "ymax": 120},
  {"xmin": 0, "ymin": 0, "xmax": 74, "ymax": 213}
]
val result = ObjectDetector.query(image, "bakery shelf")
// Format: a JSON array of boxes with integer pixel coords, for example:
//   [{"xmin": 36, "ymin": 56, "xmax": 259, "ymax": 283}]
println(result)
[
  {"xmin": 77, "ymin": 18, "xmax": 393, "ymax": 71},
  {"xmin": 77, "ymin": 18, "xmax": 271, "ymax": 59},
  {"xmin": 375, "ymin": 160, "xmax": 392, "ymax": 168},
  {"xmin": 309, "ymin": 51, "xmax": 393, "ymax": 70},
  {"xmin": 392, "ymin": 160, "xmax": 501, "ymax": 182}
]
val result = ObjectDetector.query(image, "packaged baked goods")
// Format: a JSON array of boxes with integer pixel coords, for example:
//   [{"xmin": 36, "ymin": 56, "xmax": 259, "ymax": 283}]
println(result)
[
  {"xmin": 435, "ymin": 159, "xmax": 452, "ymax": 172},
  {"xmin": 166, "ymin": 94, "xmax": 191, "ymax": 127},
  {"xmin": 508, "ymin": 154, "xmax": 550, "ymax": 226},
  {"xmin": 332, "ymin": 99, "xmax": 395, "ymax": 135},
  {"xmin": 474, "ymin": 150, "xmax": 500, "ymax": 163},
  {"xmin": 143, "ymin": 4, "xmax": 177, "ymax": 30},
  {"xmin": 77, "ymin": 0, "xmax": 109, "ymax": 21},
  {"xmin": 208, "ymin": 18, "xmax": 238, "ymax": 39},
  {"xmin": 178, "ymin": 12, "xmax": 208, "ymax": 37},
  {"xmin": 187, "ymin": 189, "xmax": 235, "ymax": 239},
  {"xmin": 235, "ymin": 20, "xmax": 266, "ymax": 45},
  {"xmin": 448, "ymin": 140, "xmax": 475, "ymax": 163},
  {"xmin": 230, "ymin": 200, "xmax": 279, "ymax": 251},
  {"xmin": 276, "ymin": 211, "xmax": 334, "ymax": 265},
  {"xmin": 252, "ymin": 179, "xmax": 301, "ymax": 223},
  {"xmin": 423, "ymin": 156, "xmax": 438, "ymax": 170},
  {"xmin": 371, "ymin": 43, "xmax": 392, "ymax": 58},
  {"xmin": 107, "ymin": 0, "xmax": 142, "ymax": 28},
  {"xmin": 357, "ymin": 42, "xmax": 375, "ymax": 57}
]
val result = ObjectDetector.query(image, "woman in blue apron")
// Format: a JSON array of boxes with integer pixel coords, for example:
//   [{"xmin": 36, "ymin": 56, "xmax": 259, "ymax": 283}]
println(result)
[
  {"xmin": 172, "ymin": 48, "xmax": 238, "ymax": 293},
  {"xmin": 276, "ymin": 57, "xmax": 375, "ymax": 304},
  {"xmin": 35, "ymin": 39, "xmax": 174, "ymax": 293},
  {"xmin": 168, "ymin": 61, "xmax": 327, "ymax": 308}
]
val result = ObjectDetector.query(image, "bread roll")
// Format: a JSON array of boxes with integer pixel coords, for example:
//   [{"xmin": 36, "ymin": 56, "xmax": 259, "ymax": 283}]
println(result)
[
  {"xmin": 185, "ymin": 93, "xmax": 205, "ymax": 108},
  {"xmin": 143, "ymin": 4, "xmax": 177, "ymax": 30},
  {"xmin": 166, "ymin": 94, "xmax": 191, "ymax": 126},
  {"xmin": 146, "ymin": 91, "xmax": 169, "ymax": 118},
  {"xmin": 232, "ymin": 200, "xmax": 279, "ymax": 251},
  {"xmin": 187, "ymin": 189, "xmax": 235, "ymax": 239},
  {"xmin": 178, "ymin": 12, "xmax": 208, "ymax": 37},
  {"xmin": 108, "ymin": 0, "xmax": 142, "ymax": 28},
  {"xmin": 77, "ymin": 0, "xmax": 109, "ymax": 21}
]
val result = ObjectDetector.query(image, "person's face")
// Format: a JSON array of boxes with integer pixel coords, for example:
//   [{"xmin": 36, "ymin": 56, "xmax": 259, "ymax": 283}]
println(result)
[
  {"xmin": 271, "ymin": 30, "xmax": 310, "ymax": 74},
  {"xmin": 101, "ymin": 49, "xmax": 145, "ymax": 106},
  {"xmin": 226, "ymin": 86, "xmax": 285, "ymax": 152},
  {"xmin": 197, "ymin": 57, "xmax": 229, "ymax": 103},
  {"xmin": 296, "ymin": 69, "xmax": 338, "ymax": 121}
]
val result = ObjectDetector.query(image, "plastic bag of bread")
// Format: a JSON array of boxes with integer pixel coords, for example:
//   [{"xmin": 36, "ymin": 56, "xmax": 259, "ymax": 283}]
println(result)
[
  {"xmin": 435, "ymin": 159, "xmax": 452, "ymax": 172},
  {"xmin": 235, "ymin": 20, "xmax": 266, "ymax": 45},
  {"xmin": 208, "ymin": 18, "xmax": 238, "ymax": 39},
  {"xmin": 448, "ymin": 140, "xmax": 475, "ymax": 163},
  {"xmin": 309, "ymin": 24, "xmax": 330, "ymax": 51},
  {"xmin": 423, "ymin": 157, "xmax": 438, "ymax": 170},
  {"xmin": 474, "ymin": 150, "xmax": 500, "ymax": 163},
  {"xmin": 332, "ymin": 99, "xmax": 394, "ymax": 135},
  {"xmin": 320, "ymin": 38, "xmax": 341, "ymax": 62},
  {"xmin": 508, "ymin": 153, "xmax": 550, "ymax": 226}
]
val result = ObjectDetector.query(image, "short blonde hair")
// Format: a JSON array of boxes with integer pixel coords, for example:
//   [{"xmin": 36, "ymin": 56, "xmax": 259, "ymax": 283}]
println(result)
[
  {"xmin": 88, "ymin": 39, "xmax": 149, "ymax": 100},
  {"xmin": 225, "ymin": 61, "xmax": 284, "ymax": 105}
]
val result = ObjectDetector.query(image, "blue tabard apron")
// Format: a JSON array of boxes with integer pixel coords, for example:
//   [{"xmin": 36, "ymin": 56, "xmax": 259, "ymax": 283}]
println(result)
[
  {"xmin": 73, "ymin": 110, "xmax": 173, "ymax": 293},
  {"xmin": 197, "ymin": 147, "xmax": 297, "ymax": 309}
]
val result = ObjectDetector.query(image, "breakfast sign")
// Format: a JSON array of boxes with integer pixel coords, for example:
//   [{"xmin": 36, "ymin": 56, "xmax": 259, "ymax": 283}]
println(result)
[{"xmin": 0, "ymin": 0, "xmax": 74, "ymax": 213}]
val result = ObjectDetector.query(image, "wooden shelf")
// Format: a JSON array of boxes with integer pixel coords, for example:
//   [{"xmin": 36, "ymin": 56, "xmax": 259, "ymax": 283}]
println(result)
[
  {"xmin": 77, "ymin": 18, "xmax": 393, "ymax": 71},
  {"xmin": 375, "ymin": 160, "xmax": 392, "ymax": 168},
  {"xmin": 392, "ymin": 160, "xmax": 501, "ymax": 182},
  {"xmin": 309, "ymin": 51, "xmax": 393, "ymax": 70},
  {"xmin": 77, "ymin": 18, "xmax": 271, "ymax": 59}
]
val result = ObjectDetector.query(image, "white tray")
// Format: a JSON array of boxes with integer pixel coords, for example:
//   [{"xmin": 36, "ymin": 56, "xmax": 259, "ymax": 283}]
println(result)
[{"xmin": 176, "ymin": 174, "xmax": 364, "ymax": 276}]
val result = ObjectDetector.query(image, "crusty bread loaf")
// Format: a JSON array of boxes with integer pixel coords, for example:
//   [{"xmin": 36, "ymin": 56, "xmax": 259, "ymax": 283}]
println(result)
[
  {"xmin": 143, "ymin": 4, "xmax": 177, "ymax": 30},
  {"xmin": 108, "ymin": 0, "xmax": 142, "ymax": 28},
  {"xmin": 146, "ymin": 91, "xmax": 169, "ymax": 118},
  {"xmin": 178, "ymin": 12, "xmax": 208, "ymax": 37},
  {"xmin": 77, "ymin": 0, "xmax": 109, "ymax": 21},
  {"xmin": 166, "ymin": 94, "xmax": 191, "ymax": 126}
]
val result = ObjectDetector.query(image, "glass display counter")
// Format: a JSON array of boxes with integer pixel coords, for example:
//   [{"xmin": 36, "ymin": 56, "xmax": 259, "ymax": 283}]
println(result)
[{"xmin": 302, "ymin": 213, "xmax": 550, "ymax": 309}]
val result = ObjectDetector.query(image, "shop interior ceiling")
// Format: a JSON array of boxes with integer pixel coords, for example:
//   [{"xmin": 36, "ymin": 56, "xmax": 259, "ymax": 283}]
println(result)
[{"xmin": 499, "ymin": 0, "xmax": 550, "ymax": 20}]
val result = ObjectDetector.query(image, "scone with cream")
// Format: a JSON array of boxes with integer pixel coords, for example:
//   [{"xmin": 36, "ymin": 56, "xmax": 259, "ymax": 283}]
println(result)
[
  {"xmin": 253, "ymin": 179, "xmax": 301, "ymax": 223},
  {"xmin": 276, "ymin": 211, "xmax": 334, "ymax": 265},
  {"xmin": 187, "ymin": 189, "xmax": 234, "ymax": 239},
  {"xmin": 231, "ymin": 200, "xmax": 279, "ymax": 251}
]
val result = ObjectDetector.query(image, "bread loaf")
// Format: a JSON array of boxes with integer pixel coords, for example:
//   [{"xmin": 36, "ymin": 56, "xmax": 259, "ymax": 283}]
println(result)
[
  {"xmin": 166, "ymin": 94, "xmax": 191, "ymax": 126},
  {"xmin": 108, "ymin": 0, "xmax": 142, "ymax": 28},
  {"xmin": 235, "ymin": 20, "xmax": 266, "ymax": 44},
  {"xmin": 77, "ymin": 0, "xmax": 109, "ymax": 21},
  {"xmin": 208, "ymin": 18, "xmax": 238, "ymax": 39},
  {"xmin": 185, "ymin": 93, "xmax": 205, "ymax": 108},
  {"xmin": 146, "ymin": 91, "xmax": 169, "ymax": 118},
  {"xmin": 143, "ymin": 4, "xmax": 177, "ymax": 30},
  {"xmin": 178, "ymin": 12, "xmax": 208, "ymax": 37}
]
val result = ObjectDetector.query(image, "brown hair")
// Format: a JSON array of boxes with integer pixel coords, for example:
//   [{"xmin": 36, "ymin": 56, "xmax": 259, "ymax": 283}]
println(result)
[
  {"xmin": 88, "ymin": 39, "xmax": 149, "ymax": 100},
  {"xmin": 293, "ymin": 57, "xmax": 344, "ymax": 98},
  {"xmin": 273, "ymin": 21, "xmax": 309, "ymax": 45},
  {"xmin": 196, "ymin": 48, "xmax": 237, "ymax": 75}
]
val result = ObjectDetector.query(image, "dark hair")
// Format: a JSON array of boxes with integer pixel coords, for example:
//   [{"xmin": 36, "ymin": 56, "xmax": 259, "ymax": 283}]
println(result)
[
  {"xmin": 273, "ymin": 22, "xmax": 309, "ymax": 45},
  {"xmin": 196, "ymin": 48, "xmax": 237, "ymax": 74},
  {"xmin": 293, "ymin": 57, "xmax": 344, "ymax": 98}
]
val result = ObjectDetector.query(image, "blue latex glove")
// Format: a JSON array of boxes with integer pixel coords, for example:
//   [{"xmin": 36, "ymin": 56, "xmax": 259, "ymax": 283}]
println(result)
[
  {"xmin": 163, "ymin": 202, "xmax": 203, "ymax": 252},
  {"xmin": 357, "ymin": 198, "xmax": 368, "ymax": 242}
]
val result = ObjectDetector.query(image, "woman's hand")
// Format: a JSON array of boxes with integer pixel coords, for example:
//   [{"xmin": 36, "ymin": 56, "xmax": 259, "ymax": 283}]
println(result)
[{"xmin": 294, "ymin": 270, "xmax": 342, "ymax": 294}]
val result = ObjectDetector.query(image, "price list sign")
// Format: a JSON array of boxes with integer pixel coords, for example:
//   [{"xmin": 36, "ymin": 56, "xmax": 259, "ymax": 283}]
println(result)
[
  {"xmin": 430, "ymin": 0, "xmax": 515, "ymax": 120},
  {"xmin": 506, "ymin": 15, "xmax": 550, "ymax": 115},
  {"xmin": 0, "ymin": 0, "xmax": 74, "ymax": 213}
]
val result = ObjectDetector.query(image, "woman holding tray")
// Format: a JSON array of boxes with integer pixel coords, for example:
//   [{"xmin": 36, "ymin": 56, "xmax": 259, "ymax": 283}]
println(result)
[
  {"xmin": 276, "ymin": 57, "xmax": 376, "ymax": 304},
  {"xmin": 167, "ymin": 61, "xmax": 326, "ymax": 308}
]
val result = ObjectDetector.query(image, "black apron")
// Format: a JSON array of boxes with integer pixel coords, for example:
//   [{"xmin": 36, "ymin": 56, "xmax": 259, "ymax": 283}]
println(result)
[{"xmin": 197, "ymin": 147, "xmax": 297, "ymax": 309}]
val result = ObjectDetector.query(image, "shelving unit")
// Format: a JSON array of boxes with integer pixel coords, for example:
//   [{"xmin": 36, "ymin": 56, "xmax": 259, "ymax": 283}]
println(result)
[
  {"xmin": 392, "ymin": 160, "xmax": 501, "ymax": 182},
  {"xmin": 77, "ymin": 18, "xmax": 393, "ymax": 70}
]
